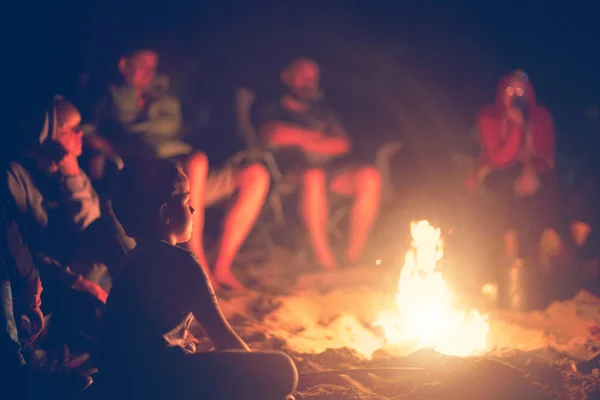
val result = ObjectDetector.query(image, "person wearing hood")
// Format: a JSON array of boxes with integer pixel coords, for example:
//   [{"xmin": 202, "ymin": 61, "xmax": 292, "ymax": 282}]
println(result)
[
  {"xmin": 4, "ymin": 95, "xmax": 113, "ymax": 302},
  {"xmin": 475, "ymin": 70, "xmax": 559, "ymax": 266},
  {"xmin": 255, "ymin": 58, "xmax": 382, "ymax": 270},
  {"xmin": 1, "ymin": 96, "xmax": 114, "ymax": 396}
]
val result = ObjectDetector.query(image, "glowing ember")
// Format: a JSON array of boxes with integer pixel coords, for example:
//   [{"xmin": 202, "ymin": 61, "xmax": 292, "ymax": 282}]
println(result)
[{"xmin": 374, "ymin": 220, "xmax": 489, "ymax": 357}]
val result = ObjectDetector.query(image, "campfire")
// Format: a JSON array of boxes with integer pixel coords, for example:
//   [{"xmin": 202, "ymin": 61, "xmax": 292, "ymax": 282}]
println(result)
[
  {"xmin": 374, "ymin": 220, "xmax": 489, "ymax": 357},
  {"xmin": 215, "ymin": 220, "xmax": 600, "ymax": 399},
  {"xmin": 227, "ymin": 218, "xmax": 600, "ymax": 360}
]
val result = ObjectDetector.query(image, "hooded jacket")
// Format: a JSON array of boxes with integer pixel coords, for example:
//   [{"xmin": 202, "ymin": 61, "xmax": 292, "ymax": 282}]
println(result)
[
  {"xmin": 476, "ymin": 73, "xmax": 555, "ymax": 174},
  {"xmin": 4, "ymin": 96, "xmax": 101, "ymax": 288}
]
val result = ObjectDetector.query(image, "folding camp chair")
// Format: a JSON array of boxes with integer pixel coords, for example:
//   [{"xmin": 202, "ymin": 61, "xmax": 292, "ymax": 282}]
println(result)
[
  {"xmin": 234, "ymin": 87, "xmax": 402, "ymax": 260},
  {"xmin": 234, "ymin": 88, "xmax": 292, "ymax": 229}
]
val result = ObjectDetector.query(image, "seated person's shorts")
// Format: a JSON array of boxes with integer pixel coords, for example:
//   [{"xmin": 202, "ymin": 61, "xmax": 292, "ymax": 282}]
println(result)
[
  {"xmin": 169, "ymin": 152, "xmax": 239, "ymax": 207},
  {"xmin": 205, "ymin": 167, "xmax": 237, "ymax": 207}
]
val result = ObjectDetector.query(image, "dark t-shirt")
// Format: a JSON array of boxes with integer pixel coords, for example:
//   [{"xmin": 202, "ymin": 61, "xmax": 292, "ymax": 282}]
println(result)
[
  {"xmin": 252, "ymin": 99, "xmax": 352, "ymax": 172},
  {"xmin": 101, "ymin": 240, "xmax": 217, "ymax": 372}
]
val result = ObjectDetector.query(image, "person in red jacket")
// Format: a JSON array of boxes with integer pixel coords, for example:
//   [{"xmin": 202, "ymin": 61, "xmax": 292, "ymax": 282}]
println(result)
[{"xmin": 475, "ymin": 70, "xmax": 559, "ymax": 264}]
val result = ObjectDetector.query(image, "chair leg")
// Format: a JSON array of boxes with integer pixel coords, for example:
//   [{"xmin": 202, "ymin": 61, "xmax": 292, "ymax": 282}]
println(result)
[
  {"xmin": 329, "ymin": 207, "xmax": 348, "ymax": 243},
  {"xmin": 270, "ymin": 192, "xmax": 286, "ymax": 227}
]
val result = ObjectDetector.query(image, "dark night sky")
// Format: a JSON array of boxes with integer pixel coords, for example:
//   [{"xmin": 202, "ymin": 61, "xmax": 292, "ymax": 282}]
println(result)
[{"xmin": 7, "ymin": 0, "xmax": 600, "ymax": 163}]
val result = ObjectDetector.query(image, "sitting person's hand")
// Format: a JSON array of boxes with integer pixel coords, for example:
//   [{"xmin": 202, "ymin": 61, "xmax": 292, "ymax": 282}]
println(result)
[
  {"xmin": 23, "ymin": 306, "xmax": 45, "ymax": 344},
  {"xmin": 513, "ymin": 164, "xmax": 541, "ymax": 197},
  {"xmin": 58, "ymin": 154, "xmax": 81, "ymax": 176},
  {"xmin": 13, "ymin": 277, "xmax": 45, "ymax": 344},
  {"xmin": 71, "ymin": 275, "xmax": 108, "ymax": 304}
]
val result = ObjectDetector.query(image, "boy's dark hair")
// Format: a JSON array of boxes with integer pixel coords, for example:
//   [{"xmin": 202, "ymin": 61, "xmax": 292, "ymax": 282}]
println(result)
[{"xmin": 111, "ymin": 158, "xmax": 187, "ymax": 239}]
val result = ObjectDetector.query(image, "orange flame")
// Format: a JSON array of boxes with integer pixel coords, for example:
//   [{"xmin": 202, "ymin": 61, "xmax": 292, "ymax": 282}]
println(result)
[{"xmin": 375, "ymin": 221, "xmax": 489, "ymax": 356}]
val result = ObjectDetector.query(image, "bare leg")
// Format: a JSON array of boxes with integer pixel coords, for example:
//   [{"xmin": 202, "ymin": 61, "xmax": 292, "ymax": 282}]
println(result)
[
  {"xmin": 345, "ymin": 167, "xmax": 381, "ymax": 263},
  {"xmin": 301, "ymin": 168, "xmax": 336, "ymax": 270},
  {"xmin": 186, "ymin": 152, "xmax": 210, "ymax": 271},
  {"xmin": 538, "ymin": 228, "xmax": 564, "ymax": 273},
  {"xmin": 571, "ymin": 221, "xmax": 596, "ymax": 279},
  {"xmin": 331, "ymin": 166, "xmax": 382, "ymax": 263},
  {"xmin": 213, "ymin": 164, "xmax": 270, "ymax": 289},
  {"xmin": 504, "ymin": 229, "xmax": 519, "ymax": 260}
]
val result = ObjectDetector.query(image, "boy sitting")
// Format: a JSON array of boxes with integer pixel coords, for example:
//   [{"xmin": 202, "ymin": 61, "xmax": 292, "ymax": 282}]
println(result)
[{"xmin": 102, "ymin": 158, "xmax": 297, "ymax": 399}]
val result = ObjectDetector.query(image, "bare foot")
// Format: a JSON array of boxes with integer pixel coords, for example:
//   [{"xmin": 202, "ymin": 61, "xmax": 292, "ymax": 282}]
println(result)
[
  {"xmin": 214, "ymin": 271, "xmax": 245, "ymax": 291},
  {"xmin": 206, "ymin": 270, "xmax": 221, "ymax": 291}
]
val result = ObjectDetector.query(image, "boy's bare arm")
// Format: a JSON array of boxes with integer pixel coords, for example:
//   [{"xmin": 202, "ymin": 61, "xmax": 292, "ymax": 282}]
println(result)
[
  {"xmin": 192, "ymin": 301, "xmax": 250, "ymax": 351},
  {"xmin": 185, "ymin": 255, "xmax": 250, "ymax": 351}
]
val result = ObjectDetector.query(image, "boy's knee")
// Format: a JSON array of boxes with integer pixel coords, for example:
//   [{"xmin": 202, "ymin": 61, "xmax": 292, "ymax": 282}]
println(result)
[
  {"xmin": 273, "ymin": 352, "xmax": 298, "ymax": 395},
  {"xmin": 239, "ymin": 163, "xmax": 270, "ymax": 193},
  {"xmin": 264, "ymin": 351, "xmax": 298, "ymax": 395},
  {"xmin": 187, "ymin": 151, "xmax": 209, "ymax": 173},
  {"xmin": 302, "ymin": 168, "xmax": 327, "ymax": 186},
  {"xmin": 355, "ymin": 165, "xmax": 382, "ymax": 191}
]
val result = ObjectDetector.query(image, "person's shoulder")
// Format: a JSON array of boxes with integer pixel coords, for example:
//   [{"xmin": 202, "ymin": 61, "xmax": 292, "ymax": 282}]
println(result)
[
  {"xmin": 5, "ymin": 160, "xmax": 33, "ymax": 182},
  {"xmin": 151, "ymin": 243, "xmax": 211, "ymax": 289},
  {"xmin": 155, "ymin": 241, "xmax": 201, "ymax": 267},
  {"xmin": 107, "ymin": 83, "xmax": 136, "ymax": 104},
  {"xmin": 312, "ymin": 102, "xmax": 340, "ymax": 120},
  {"xmin": 252, "ymin": 87, "xmax": 283, "ymax": 111},
  {"xmin": 255, "ymin": 99, "xmax": 288, "ymax": 125},
  {"xmin": 256, "ymin": 94, "xmax": 283, "ymax": 112},
  {"xmin": 128, "ymin": 241, "xmax": 198, "ymax": 273},
  {"xmin": 107, "ymin": 83, "xmax": 129, "ymax": 96},
  {"xmin": 3, "ymin": 160, "xmax": 37, "ymax": 211},
  {"xmin": 169, "ymin": 242, "xmax": 196, "ymax": 259},
  {"xmin": 6, "ymin": 160, "xmax": 25, "ymax": 174},
  {"xmin": 1, "ymin": 161, "xmax": 21, "ymax": 194},
  {"xmin": 262, "ymin": 102, "xmax": 286, "ymax": 115},
  {"xmin": 151, "ymin": 75, "xmax": 171, "ymax": 95}
]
